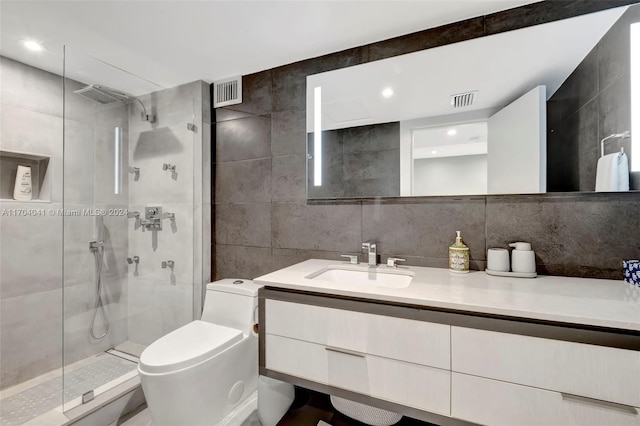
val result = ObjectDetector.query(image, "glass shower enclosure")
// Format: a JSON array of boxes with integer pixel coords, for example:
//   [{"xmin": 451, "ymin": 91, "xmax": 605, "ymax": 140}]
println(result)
[
  {"xmin": 61, "ymin": 48, "xmax": 200, "ymax": 412},
  {"xmin": 0, "ymin": 44, "xmax": 208, "ymax": 425}
]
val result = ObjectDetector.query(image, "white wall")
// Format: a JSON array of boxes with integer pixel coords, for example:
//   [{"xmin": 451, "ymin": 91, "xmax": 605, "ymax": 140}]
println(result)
[
  {"xmin": 413, "ymin": 155, "xmax": 487, "ymax": 196},
  {"xmin": 487, "ymin": 85, "xmax": 546, "ymax": 194}
]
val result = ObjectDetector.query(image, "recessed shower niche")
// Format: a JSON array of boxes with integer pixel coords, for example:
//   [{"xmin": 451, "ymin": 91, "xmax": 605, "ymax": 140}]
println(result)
[{"xmin": 0, "ymin": 150, "xmax": 51, "ymax": 201}]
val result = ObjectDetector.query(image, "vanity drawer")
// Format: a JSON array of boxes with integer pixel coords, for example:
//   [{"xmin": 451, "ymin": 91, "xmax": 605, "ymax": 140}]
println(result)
[
  {"xmin": 265, "ymin": 299, "xmax": 450, "ymax": 369},
  {"xmin": 266, "ymin": 333, "xmax": 451, "ymax": 415},
  {"xmin": 452, "ymin": 326, "xmax": 640, "ymax": 407},
  {"xmin": 452, "ymin": 372, "xmax": 640, "ymax": 426}
]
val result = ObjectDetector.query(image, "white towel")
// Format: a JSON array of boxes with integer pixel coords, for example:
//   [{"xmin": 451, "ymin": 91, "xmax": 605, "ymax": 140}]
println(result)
[{"xmin": 595, "ymin": 152, "xmax": 629, "ymax": 192}]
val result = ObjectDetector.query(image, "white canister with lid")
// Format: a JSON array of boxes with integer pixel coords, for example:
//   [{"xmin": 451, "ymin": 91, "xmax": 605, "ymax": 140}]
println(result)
[{"xmin": 509, "ymin": 242, "xmax": 536, "ymax": 273}]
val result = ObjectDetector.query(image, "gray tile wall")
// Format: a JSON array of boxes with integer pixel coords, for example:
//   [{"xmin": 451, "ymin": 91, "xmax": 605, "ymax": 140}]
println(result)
[
  {"xmin": 1, "ymin": 57, "xmax": 64, "ymax": 389},
  {"xmin": 214, "ymin": 1, "xmax": 640, "ymax": 282},
  {"xmin": 547, "ymin": 4, "xmax": 640, "ymax": 191}
]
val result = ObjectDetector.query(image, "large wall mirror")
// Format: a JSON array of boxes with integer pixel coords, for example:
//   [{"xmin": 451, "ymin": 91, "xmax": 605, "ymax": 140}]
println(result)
[{"xmin": 306, "ymin": 4, "xmax": 640, "ymax": 199}]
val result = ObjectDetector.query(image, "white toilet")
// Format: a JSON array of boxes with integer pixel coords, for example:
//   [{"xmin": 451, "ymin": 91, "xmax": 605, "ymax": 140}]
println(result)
[{"xmin": 138, "ymin": 279, "xmax": 268, "ymax": 426}]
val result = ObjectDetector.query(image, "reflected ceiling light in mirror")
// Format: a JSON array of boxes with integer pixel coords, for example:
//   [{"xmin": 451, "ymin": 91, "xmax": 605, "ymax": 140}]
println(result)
[
  {"xmin": 447, "ymin": 129, "xmax": 457, "ymax": 136},
  {"xmin": 631, "ymin": 22, "xmax": 639, "ymax": 172},
  {"xmin": 382, "ymin": 87, "xmax": 394, "ymax": 98},
  {"xmin": 22, "ymin": 40, "xmax": 43, "ymax": 52},
  {"xmin": 432, "ymin": 150, "xmax": 438, "ymax": 155},
  {"xmin": 314, "ymin": 86, "xmax": 322, "ymax": 186}
]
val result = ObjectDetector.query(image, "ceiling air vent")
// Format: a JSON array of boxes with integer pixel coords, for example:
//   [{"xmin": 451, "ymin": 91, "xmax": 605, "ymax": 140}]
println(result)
[
  {"xmin": 213, "ymin": 76, "xmax": 242, "ymax": 108},
  {"xmin": 450, "ymin": 90, "xmax": 477, "ymax": 109}
]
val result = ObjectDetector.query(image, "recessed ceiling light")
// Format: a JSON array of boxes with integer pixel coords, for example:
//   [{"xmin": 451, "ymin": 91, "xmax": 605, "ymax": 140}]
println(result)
[
  {"xmin": 382, "ymin": 87, "xmax": 394, "ymax": 98},
  {"xmin": 447, "ymin": 129, "xmax": 457, "ymax": 136},
  {"xmin": 23, "ymin": 40, "xmax": 43, "ymax": 52},
  {"xmin": 431, "ymin": 150, "xmax": 438, "ymax": 155}
]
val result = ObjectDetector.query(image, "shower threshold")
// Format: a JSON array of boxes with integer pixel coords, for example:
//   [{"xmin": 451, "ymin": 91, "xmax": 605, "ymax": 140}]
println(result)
[{"xmin": 0, "ymin": 352, "xmax": 139, "ymax": 426}]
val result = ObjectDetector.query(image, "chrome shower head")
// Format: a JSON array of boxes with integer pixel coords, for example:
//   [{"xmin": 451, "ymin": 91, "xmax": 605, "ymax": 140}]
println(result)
[
  {"xmin": 74, "ymin": 84, "xmax": 130, "ymax": 104},
  {"xmin": 74, "ymin": 84, "xmax": 155, "ymax": 122}
]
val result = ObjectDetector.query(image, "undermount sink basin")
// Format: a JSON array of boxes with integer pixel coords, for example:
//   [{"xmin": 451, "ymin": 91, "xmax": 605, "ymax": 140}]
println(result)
[{"xmin": 305, "ymin": 265, "xmax": 413, "ymax": 289}]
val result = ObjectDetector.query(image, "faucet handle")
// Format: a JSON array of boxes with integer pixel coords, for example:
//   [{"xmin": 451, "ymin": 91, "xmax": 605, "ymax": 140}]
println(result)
[
  {"xmin": 341, "ymin": 254, "xmax": 359, "ymax": 265},
  {"xmin": 387, "ymin": 257, "xmax": 406, "ymax": 268}
]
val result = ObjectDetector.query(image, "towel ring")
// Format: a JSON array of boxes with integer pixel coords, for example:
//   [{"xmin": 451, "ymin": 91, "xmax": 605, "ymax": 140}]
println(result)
[{"xmin": 600, "ymin": 131, "xmax": 630, "ymax": 157}]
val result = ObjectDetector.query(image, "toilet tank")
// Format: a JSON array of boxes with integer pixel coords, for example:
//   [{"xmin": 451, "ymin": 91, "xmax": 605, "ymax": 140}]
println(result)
[{"xmin": 201, "ymin": 279, "xmax": 263, "ymax": 333}]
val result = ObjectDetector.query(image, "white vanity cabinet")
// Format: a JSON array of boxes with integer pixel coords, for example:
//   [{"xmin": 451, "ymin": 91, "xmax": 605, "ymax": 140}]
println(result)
[
  {"xmin": 257, "ymin": 262, "xmax": 640, "ymax": 426},
  {"xmin": 451, "ymin": 327, "xmax": 640, "ymax": 426},
  {"xmin": 264, "ymin": 299, "xmax": 452, "ymax": 416}
]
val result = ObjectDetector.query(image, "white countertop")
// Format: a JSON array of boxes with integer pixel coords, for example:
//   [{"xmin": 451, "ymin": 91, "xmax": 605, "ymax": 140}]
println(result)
[{"xmin": 254, "ymin": 259, "xmax": 640, "ymax": 332}]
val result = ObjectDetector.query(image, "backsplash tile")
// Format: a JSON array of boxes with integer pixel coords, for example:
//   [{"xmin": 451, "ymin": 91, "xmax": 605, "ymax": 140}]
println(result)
[{"xmin": 486, "ymin": 193, "xmax": 640, "ymax": 278}]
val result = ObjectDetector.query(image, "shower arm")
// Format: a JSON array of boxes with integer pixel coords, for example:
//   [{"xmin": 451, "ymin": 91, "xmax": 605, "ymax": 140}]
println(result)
[{"xmin": 133, "ymin": 97, "xmax": 154, "ymax": 123}]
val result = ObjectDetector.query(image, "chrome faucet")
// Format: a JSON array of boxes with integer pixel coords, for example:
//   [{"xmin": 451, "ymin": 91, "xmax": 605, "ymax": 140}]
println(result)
[{"xmin": 362, "ymin": 241, "xmax": 377, "ymax": 267}]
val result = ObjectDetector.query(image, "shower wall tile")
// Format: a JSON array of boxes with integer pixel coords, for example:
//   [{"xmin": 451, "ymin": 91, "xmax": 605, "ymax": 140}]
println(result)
[
  {"xmin": 215, "ymin": 202, "xmax": 271, "ymax": 247},
  {"xmin": 271, "ymin": 155, "xmax": 306, "ymax": 202},
  {"xmin": 63, "ymin": 204, "xmax": 97, "ymax": 288},
  {"xmin": 133, "ymin": 80, "xmax": 206, "ymax": 132},
  {"xmin": 0, "ymin": 104, "xmax": 63, "ymax": 156},
  {"xmin": 128, "ymin": 123, "xmax": 194, "ymax": 205},
  {"xmin": 0, "ymin": 202, "xmax": 62, "ymax": 300},
  {"xmin": 0, "ymin": 56, "xmax": 63, "ymax": 118},
  {"xmin": 215, "ymin": 159, "xmax": 272, "ymax": 204},
  {"xmin": 272, "ymin": 202, "xmax": 362, "ymax": 252},
  {"xmin": 0, "ymin": 288, "xmax": 62, "ymax": 389},
  {"xmin": 215, "ymin": 115, "xmax": 271, "ymax": 162},
  {"xmin": 214, "ymin": 244, "xmax": 273, "ymax": 281},
  {"xmin": 63, "ymin": 119, "xmax": 96, "ymax": 204},
  {"xmin": 127, "ymin": 278, "xmax": 193, "ymax": 346},
  {"xmin": 94, "ymin": 101, "xmax": 129, "ymax": 132},
  {"xmin": 63, "ymin": 280, "xmax": 128, "ymax": 364},
  {"xmin": 96, "ymin": 204, "xmax": 130, "ymax": 280},
  {"xmin": 361, "ymin": 199, "xmax": 486, "ymax": 263}
]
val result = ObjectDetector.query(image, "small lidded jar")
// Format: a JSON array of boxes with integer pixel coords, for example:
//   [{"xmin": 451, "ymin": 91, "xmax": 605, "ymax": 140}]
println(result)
[{"xmin": 448, "ymin": 231, "xmax": 470, "ymax": 273}]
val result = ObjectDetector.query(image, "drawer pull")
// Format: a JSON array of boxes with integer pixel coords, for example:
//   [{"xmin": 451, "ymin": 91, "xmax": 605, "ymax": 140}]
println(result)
[
  {"xmin": 561, "ymin": 393, "xmax": 638, "ymax": 415},
  {"xmin": 325, "ymin": 346, "xmax": 365, "ymax": 358}
]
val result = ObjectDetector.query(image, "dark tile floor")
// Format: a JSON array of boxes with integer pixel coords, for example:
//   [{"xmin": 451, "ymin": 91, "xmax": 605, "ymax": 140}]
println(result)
[{"xmin": 278, "ymin": 388, "xmax": 437, "ymax": 426}]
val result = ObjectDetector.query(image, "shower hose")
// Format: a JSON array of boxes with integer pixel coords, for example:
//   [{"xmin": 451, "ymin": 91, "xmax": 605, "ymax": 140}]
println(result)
[{"xmin": 90, "ymin": 243, "xmax": 110, "ymax": 339}]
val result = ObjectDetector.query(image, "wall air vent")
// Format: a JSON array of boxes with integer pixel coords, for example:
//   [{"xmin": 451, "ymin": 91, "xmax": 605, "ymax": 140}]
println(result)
[
  {"xmin": 450, "ymin": 90, "xmax": 477, "ymax": 109},
  {"xmin": 213, "ymin": 76, "xmax": 242, "ymax": 108}
]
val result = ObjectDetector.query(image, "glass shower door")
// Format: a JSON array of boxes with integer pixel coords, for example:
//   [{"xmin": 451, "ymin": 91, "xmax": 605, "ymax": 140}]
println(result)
[{"xmin": 62, "ymin": 46, "xmax": 196, "ymax": 411}]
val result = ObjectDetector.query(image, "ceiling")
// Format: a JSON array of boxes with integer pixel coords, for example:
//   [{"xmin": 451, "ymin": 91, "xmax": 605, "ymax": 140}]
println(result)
[{"xmin": 0, "ymin": 0, "xmax": 539, "ymax": 94}]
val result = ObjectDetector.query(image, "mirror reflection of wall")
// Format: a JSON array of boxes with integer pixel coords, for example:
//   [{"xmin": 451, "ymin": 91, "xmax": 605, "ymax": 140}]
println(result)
[
  {"xmin": 411, "ymin": 122, "xmax": 488, "ymax": 196},
  {"xmin": 307, "ymin": 4, "xmax": 640, "ymax": 199}
]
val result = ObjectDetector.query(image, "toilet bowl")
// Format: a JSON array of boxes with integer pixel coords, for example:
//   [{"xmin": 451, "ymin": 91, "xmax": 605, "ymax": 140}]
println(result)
[{"xmin": 138, "ymin": 279, "xmax": 263, "ymax": 426}]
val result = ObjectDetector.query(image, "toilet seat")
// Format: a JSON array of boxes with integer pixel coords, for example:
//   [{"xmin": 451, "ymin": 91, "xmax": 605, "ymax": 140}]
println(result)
[{"xmin": 139, "ymin": 320, "xmax": 243, "ymax": 374}]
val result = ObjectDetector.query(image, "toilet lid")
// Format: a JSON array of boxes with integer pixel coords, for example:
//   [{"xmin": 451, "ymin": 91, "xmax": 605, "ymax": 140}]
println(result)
[{"xmin": 139, "ymin": 320, "xmax": 243, "ymax": 374}]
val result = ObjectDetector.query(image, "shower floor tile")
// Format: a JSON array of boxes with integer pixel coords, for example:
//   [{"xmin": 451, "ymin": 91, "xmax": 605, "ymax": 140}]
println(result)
[{"xmin": 0, "ymin": 353, "xmax": 137, "ymax": 426}]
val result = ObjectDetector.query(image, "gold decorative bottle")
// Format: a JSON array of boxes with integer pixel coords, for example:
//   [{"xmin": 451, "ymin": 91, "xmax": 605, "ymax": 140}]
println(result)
[{"xmin": 449, "ymin": 231, "xmax": 469, "ymax": 273}]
